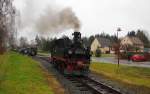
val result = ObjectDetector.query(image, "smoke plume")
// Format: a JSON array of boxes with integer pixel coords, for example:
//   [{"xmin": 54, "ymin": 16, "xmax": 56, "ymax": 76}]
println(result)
[{"xmin": 35, "ymin": 7, "xmax": 80, "ymax": 34}]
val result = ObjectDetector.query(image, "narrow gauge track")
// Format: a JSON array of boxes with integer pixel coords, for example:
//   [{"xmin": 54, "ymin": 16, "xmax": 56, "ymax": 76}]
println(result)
[
  {"xmin": 65, "ymin": 76, "xmax": 122, "ymax": 94},
  {"xmin": 36, "ymin": 55, "xmax": 123, "ymax": 94}
]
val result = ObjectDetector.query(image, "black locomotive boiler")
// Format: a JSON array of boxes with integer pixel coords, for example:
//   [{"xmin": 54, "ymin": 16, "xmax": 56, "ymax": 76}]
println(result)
[{"xmin": 50, "ymin": 32, "xmax": 91, "ymax": 76}]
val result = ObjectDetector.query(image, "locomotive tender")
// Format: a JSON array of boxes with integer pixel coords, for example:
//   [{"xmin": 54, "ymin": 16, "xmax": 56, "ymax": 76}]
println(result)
[{"xmin": 50, "ymin": 31, "xmax": 91, "ymax": 76}]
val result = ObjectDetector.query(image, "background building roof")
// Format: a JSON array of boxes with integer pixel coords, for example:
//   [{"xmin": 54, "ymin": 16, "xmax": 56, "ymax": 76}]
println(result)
[{"xmin": 96, "ymin": 37, "xmax": 111, "ymax": 47}]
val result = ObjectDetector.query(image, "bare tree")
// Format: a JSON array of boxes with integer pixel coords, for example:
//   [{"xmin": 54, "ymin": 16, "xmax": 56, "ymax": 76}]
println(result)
[
  {"xmin": 19, "ymin": 37, "xmax": 28, "ymax": 48},
  {"xmin": 8, "ymin": 6, "xmax": 17, "ymax": 49},
  {"xmin": 0, "ymin": 0, "xmax": 15, "ymax": 54}
]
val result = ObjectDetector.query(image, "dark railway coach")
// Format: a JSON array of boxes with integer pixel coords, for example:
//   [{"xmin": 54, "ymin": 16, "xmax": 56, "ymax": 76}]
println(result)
[{"xmin": 50, "ymin": 32, "xmax": 91, "ymax": 76}]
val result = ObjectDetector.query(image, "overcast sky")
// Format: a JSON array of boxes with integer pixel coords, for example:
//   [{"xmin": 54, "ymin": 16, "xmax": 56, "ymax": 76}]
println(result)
[{"xmin": 13, "ymin": 0, "xmax": 150, "ymax": 40}]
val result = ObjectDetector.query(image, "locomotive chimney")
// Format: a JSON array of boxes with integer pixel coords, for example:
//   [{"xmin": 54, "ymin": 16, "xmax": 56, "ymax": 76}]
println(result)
[{"xmin": 72, "ymin": 31, "xmax": 81, "ymax": 45}]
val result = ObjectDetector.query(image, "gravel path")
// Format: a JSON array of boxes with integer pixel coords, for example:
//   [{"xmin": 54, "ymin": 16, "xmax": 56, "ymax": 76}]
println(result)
[{"xmin": 33, "ymin": 56, "xmax": 68, "ymax": 94}]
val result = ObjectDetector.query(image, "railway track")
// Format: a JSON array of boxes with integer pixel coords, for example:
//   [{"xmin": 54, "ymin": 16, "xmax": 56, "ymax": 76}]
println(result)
[
  {"xmin": 36, "ymin": 55, "xmax": 123, "ymax": 94},
  {"xmin": 66, "ymin": 76, "xmax": 122, "ymax": 94}
]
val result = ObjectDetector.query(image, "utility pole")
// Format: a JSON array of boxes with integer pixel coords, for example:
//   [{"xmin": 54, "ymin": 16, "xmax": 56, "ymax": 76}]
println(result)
[{"xmin": 117, "ymin": 27, "xmax": 121, "ymax": 67}]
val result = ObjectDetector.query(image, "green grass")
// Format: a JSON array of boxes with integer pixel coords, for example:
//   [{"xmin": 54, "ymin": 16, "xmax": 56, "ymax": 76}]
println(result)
[
  {"xmin": 90, "ymin": 62, "xmax": 150, "ymax": 94},
  {"xmin": 0, "ymin": 52, "xmax": 53, "ymax": 94},
  {"xmin": 101, "ymin": 54, "xmax": 114, "ymax": 57},
  {"xmin": 93, "ymin": 54, "xmax": 114, "ymax": 57},
  {"xmin": 38, "ymin": 52, "xmax": 50, "ymax": 56},
  {"xmin": 38, "ymin": 51, "xmax": 50, "ymax": 56}
]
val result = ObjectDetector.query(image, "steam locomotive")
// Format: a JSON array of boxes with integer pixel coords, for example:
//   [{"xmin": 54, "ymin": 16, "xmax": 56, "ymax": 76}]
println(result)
[{"xmin": 50, "ymin": 32, "xmax": 91, "ymax": 76}]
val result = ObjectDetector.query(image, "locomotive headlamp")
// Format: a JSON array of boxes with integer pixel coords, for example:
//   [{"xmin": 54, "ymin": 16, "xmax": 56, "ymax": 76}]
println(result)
[
  {"xmin": 77, "ymin": 61, "xmax": 84, "ymax": 67},
  {"xmin": 68, "ymin": 50, "xmax": 72, "ymax": 54}
]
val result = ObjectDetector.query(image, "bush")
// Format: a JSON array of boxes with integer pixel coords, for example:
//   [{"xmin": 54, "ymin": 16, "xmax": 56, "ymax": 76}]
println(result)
[{"xmin": 95, "ymin": 49, "xmax": 101, "ymax": 57}]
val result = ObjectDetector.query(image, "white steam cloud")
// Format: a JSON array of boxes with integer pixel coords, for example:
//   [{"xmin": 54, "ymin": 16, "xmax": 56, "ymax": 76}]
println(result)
[
  {"xmin": 35, "ymin": 7, "xmax": 80, "ymax": 34},
  {"xmin": 14, "ymin": 0, "xmax": 80, "ymax": 36}
]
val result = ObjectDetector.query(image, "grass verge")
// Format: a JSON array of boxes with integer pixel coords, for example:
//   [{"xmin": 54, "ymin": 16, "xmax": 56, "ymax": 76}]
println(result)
[
  {"xmin": 38, "ymin": 52, "xmax": 50, "ymax": 56},
  {"xmin": 43, "ymin": 69, "xmax": 65, "ymax": 94},
  {"xmin": 90, "ymin": 62, "xmax": 150, "ymax": 94},
  {"xmin": 0, "ymin": 52, "xmax": 53, "ymax": 94},
  {"xmin": 93, "ymin": 54, "xmax": 114, "ymax": 57},
  {"xmin": 101, "ymin": 54, "xmax": 114, "ymax": 57},
  {"xmin": 38, "ymin": 50, "xmax": 50, "ymax": 56}
]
